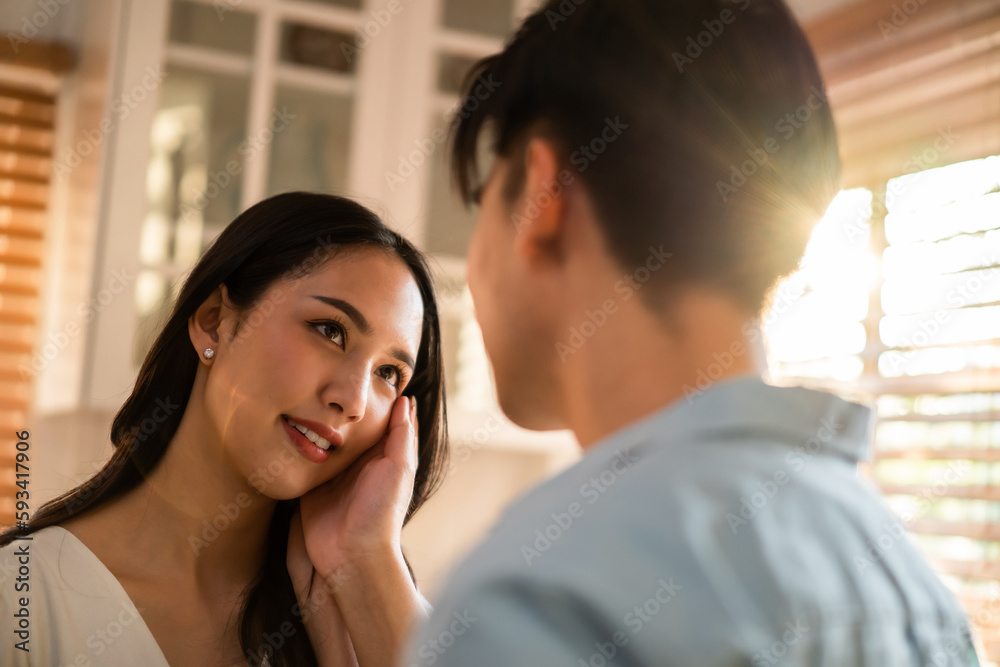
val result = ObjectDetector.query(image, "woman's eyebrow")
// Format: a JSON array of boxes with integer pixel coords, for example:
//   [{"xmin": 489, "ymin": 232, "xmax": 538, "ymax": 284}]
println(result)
[
  {"xmin": 393, "ymin": 349, "xmax": 416, "ymax": 371},
  {"xmin": 310, "ymin": 294, "xmax": 416, "ymax": 370},
  {"xmin": 309, "ymin": 295, "xmax": 372, "ymax": 335}
]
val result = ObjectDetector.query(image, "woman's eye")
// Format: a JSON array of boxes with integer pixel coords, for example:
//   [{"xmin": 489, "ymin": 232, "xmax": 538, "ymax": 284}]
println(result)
[
  {"xmin": 314, "ymin": 321, "xmax": 345, "ymax": 347},
  {"xmin": 376, "ymin": 365, "xmax": 401, "ymax": 387}
]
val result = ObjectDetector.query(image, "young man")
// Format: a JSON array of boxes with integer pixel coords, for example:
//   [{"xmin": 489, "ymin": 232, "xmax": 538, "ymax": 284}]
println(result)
[{"xmin": 402, "ymin": 0, "xmax": 980, "ymax": 664}]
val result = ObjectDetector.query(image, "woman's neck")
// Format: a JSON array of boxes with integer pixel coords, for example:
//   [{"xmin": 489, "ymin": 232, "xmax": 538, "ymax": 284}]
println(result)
[{"xmin": 66, "ymin": 387, "xmax": 277, "ymax": 597}]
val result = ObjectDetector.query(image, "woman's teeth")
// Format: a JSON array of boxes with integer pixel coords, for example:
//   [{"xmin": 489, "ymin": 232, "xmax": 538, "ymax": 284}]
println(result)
[{"xmin": 286, "ymin": 417, "xmax": 333, "ymax": 451}]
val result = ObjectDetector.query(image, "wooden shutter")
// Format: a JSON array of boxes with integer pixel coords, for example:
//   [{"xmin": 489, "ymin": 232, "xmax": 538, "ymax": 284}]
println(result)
[{"xmin": 0, "ymin": 83, "xmax": 56, "ymax": 527}]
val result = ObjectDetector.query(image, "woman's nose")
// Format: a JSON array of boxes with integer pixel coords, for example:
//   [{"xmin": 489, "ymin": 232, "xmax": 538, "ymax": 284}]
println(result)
[{"xmin": 323, "ymin": 368, "xmax": 370, "ymax": 423}]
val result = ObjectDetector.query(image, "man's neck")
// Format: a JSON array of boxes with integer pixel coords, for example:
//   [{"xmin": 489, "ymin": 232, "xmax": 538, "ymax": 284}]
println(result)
[{"xmin": 559, "ymin": 289, "xmax": 760, "ymax": 449}]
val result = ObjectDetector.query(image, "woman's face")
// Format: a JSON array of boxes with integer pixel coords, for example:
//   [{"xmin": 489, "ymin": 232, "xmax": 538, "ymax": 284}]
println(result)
[{"xmin": 204, "ymin": 247, "xmax": 425, "ymax": 499}]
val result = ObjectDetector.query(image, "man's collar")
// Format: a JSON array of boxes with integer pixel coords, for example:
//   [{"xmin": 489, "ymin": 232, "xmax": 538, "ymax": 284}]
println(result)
[{"xmin": 585, "ymin": 373, "xmax": 875, "ymax": 463}]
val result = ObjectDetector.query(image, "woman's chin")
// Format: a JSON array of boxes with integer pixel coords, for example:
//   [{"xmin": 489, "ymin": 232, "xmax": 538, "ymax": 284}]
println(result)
[
  {"xmin": 246, "ymin": 462, "xmax": 348, "ymax": 501},
  {"xmin": 246, "ymin": 471, "xmax": 317, "ymax": 501}
]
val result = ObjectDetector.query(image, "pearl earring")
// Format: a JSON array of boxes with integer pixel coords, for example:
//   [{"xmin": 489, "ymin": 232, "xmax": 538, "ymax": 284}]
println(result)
[{"xmin": 203, "ymin": 348, "xmax": 215, "ymax": 359}]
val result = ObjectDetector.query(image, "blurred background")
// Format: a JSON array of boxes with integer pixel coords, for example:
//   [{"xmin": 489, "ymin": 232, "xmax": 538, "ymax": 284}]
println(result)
[{"xmin": 0, "ymin": 0, "xmax": 998, "ymax": 661}]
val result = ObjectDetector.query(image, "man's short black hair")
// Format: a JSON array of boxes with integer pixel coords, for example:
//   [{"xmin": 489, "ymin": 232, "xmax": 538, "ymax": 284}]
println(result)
[{"xmin": 450, "ymin": 0, "xmax": 841, "ymax": 315}]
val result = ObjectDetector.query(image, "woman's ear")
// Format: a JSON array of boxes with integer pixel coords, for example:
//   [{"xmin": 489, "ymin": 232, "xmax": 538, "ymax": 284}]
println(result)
[{"xmin": 188, "ymin": 284, "xmax": 227, "ymax": 362}]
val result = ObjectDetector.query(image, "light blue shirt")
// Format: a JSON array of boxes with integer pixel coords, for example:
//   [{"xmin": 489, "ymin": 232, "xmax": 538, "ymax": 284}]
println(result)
[{"xmin": 402, "ymin": 375, "xmax": 980, "ymax": 666}]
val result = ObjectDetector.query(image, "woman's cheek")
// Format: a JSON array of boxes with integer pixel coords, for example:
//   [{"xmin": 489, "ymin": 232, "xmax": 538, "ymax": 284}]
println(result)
[{"xmin": 361, "ymin": 410, "xmax": 392, "ymax": 449}]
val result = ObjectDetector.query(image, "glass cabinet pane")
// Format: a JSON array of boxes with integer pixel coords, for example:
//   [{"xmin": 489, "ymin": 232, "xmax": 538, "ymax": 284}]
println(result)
[
  {"xmin": 169, "ymin": 0, "xmax": 257, "ymax": 55},
  {"xmin": 437, "ymin": 53, "xmax": 479, "ymax": 94},
  {"xmin": 145, "ymin": 66, "xmax": 250, "ymax": 235},
  {"xmin": 267, "ymin": 86, "xmax": 353, "ymax": 196},
  {"xmin": 307, "ymin": 0, "xmax": 363, "ymax": 9},
  {"xmin": 280, "ymin": 22, "xmax": 357, "ymax": 75},
  {"xmin": 441, "ymin": 0, "xmax": 514, "ymax": 37},
  {"xmin": 140, "ymin": 63, "xmax": 250, "ymax": 358},
  {"xmin": 426, "ymin": 115, "xmax": 475, "ymax": 256}
]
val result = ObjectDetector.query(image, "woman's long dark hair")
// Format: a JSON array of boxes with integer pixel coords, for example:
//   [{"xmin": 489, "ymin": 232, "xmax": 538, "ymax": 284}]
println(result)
[{"xmin": 0, "ymin": 192, "xmax": 449, "ymax": 666}]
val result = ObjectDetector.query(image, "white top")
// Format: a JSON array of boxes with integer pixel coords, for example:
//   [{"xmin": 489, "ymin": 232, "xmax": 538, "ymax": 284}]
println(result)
[
  {"xmin": 0, "ymin": 525, "xmax": 171, "ymax": 666},
  {"xmin": 1, "ymin": 525, "xmax": 432, "ymax": 666}
]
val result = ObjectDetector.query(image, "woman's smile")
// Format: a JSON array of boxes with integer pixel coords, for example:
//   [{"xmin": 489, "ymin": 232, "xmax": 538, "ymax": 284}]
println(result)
[{"xmin": 281, "ymin": 414, "xmax": 339, "ymax": 464}]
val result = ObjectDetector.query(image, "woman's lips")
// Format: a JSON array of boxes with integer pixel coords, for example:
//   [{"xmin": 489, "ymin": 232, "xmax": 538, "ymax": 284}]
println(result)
[{"xmin": 281, "ymin": 415, "xmax": 332, "ymax": 464}]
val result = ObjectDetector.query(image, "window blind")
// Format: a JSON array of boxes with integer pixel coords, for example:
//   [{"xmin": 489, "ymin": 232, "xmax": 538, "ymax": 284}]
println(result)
[
  {"xmin": 869, "ymin": 156, "xmax": 1000, "ymax": 663},
  {"xmin": 0, "ymin": 83, "xmax": 55, "ymax": 527},
  {"xmin": 798, "ymin": 2, "xmax": 1000, "ymax": 659}
]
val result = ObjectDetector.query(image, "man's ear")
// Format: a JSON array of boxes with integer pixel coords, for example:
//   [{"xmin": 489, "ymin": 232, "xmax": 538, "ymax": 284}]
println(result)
[
  {"xmin": 512, "ymin": 138, "xmax": 566, "ymax": 263},
  {"xmin": 188, "ymin": 284, "xmax": 227, "ymax": 361}
]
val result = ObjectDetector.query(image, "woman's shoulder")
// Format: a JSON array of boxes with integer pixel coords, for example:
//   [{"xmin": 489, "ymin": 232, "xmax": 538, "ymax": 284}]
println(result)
[
  {"xmin": 0, "ymin": 523, "xmax": 138, "ymax": 612},
  {"xmin": 1, "ymin": 524, "xmax": 72, "ymax": 562},
  {"xmin": 0, "ymin": 525, "xmax": 169, "ymax": 667},
  {"xmin": 0, "ymin": 526, "xmax": 88, "ymax": 666},
  {"xmin": 0, "ymin": 525, "xmax": 96, "ymax": 593}
]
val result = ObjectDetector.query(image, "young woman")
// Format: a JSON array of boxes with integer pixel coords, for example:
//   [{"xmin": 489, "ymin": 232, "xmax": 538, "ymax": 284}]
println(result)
[{"xmin": 0, "ymin": 192, "xmax": 448, "ymax": 667}]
